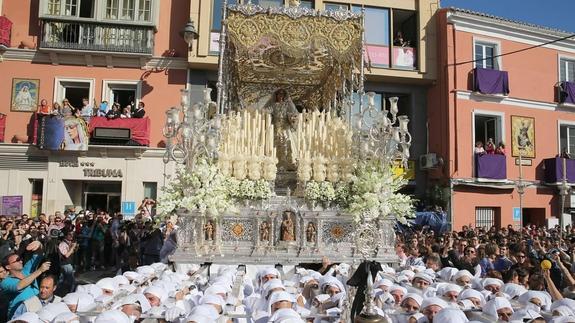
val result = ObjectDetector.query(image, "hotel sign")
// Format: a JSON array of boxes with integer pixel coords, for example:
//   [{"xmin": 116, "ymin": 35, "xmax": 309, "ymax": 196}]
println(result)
[
  {"xmin": 83, "ymin": 168, "xmax": 123, "ymax": 178},
  {"xmin": 58, "ymin": 160, "xmax": 122, "ymax": 178}
]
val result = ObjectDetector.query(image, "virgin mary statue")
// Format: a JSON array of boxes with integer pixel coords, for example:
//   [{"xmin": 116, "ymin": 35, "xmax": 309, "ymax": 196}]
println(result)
[{"xmin": 263, "ymin": 89, "xmax": 298, "ymax": 171}]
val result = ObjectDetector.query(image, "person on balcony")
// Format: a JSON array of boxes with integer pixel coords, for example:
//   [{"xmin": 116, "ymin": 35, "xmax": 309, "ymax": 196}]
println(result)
[
  {"xmin": 485, "ymin": 138, "xmax": 496, "ymax": 154},
  {"xmin": 474, "ymin": 141, "xmax": 485, "ymax": 155},
  {"xmin": 106, "ymin": 103, "xmax": 121, "ymax": 120},
  {"xmin": 496, "ymin": 142, "xmax": 506, "ymax": 156},
  {"xmin": 61, "ymin": 99, "xmax": 74, "ymax": 118},
  {"xmin": 36, "ymin": 99, "xmax": 51, "ymax": 116},
  {"xmin": 121, "ymin": 106, "xmax": 132, "ymax": 119},
  {"xmin": 97, "ymin": 101, "xmax": 109, "ymax": 117},
  {"xmin": 132, "ymin": 102, "xmax": 146, "ymax": 118},
  {"xmin": 78, "ymin": 98, "xmax": 93, "ymax": 123}
]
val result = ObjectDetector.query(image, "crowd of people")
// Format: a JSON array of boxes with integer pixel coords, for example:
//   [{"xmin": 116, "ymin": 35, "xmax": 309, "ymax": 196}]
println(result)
[
  {"xmin": 37, "ymin": 98, "xmax": 147, "ymax": 121},
  {"xmin": 3, "ymin": 216, "xmax": 575, "ymax": 322}
]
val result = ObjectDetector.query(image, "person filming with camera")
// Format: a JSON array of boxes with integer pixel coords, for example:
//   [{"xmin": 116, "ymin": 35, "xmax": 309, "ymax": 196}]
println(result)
[
  {"xmin": 58, "ymin": 230, "xmax": 78, "ymax": 294},
  {"xmin": 1, "ymin": 240, "xmax": 51, "ymax": 320}
]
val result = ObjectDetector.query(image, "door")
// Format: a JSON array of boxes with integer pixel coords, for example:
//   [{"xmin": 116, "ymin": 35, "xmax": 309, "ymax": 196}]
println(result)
[
  {"xmin": 484, "ymin": 118, "xmax": 496, "ymax": 144},
  {"xmin": 85, "ymin": 193, "xmax": 108, "ymax": 212}
]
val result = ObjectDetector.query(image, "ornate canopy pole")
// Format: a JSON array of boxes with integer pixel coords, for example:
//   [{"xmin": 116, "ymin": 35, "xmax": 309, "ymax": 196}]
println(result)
[
  {"xmin": 358, "ymin": 7, "xmax": 366, "ymax": 117},
  {"xmin": 216, "ymin": 0, "xmax": 229, "ymax": 114}
]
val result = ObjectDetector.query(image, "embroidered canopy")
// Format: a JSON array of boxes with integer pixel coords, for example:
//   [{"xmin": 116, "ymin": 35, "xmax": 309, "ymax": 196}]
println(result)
[{"xmin": 224, "ymin": 4, "xmax": 363, "ymax": 110}]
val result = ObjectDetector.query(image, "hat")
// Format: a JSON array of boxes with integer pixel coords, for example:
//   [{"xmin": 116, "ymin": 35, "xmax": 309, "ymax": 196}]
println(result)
[
  {"xmin": 76, "ymin": 284, "xmax": 103, "ymax": 298},
  {"xmin": 502, "ymin": 283, "xmax": 527, "ymax": 299},
  {"xmin": 112, "ymin": 293, "xmax": 151, "ymax": 313},
  {"xmin": 144, "ymin": 286, "xmax": 168, "ymax": 303},
  {"xmin": 436, "ymin": 283, "xmax": 461, "ymax": 297},
  {"xmin": 482, "ymin": 278, "xmax": 504, "ymax": 289},
  {"xmin": 510, "ymin": 309, "xmax": 543, "ymax": 322},
  {"xmin": 187, "ymin": 313, "xmax": 213, "ymax": 323},
  {"xmin": 452, "ymin": 270, "xmax": 473, "ymax": 282},
  {"xmin": 483, "ymin": 297, "xmax": 513, "ymax": 320},
  {"xmin": 8, "ymin": 312, "xmax": 41, "ymax": 323},
  {"xmin": 94, "ymin": 310, "xmax": 131, "ymax": 323},
  {"xmin": 375, "ymin": 278, "xmax": 394, "ymax": 289},
  {"xmin": 433, "ymin": 308, "xmax": 469, "ymax": 323},
  {"xmin": 37, "ymin": 303, "xmax": 71, "ymax": 323},
  {"xmin": 421, "ymin": 297, "xmax": 448, "ymax": 310},
  {"xmin": 62, "ymin": 292, "xmax": 96, "ymax": 312},
  {"xmin": 269, "ymin": 291, "xmax": 295, "ymax": 305},
  {"xmin": 112, "ymin": 275, "xmax": 130, "ymax": 287},
  {"xmin": 401, "ymin": 293, "xmax": 423, "ymax": 306},
  {"xmin": 52, "ymin": 311, "xmax": 79, "ymax": 323},
  {"xmin": 96, "ymin": 277, "xmax": 117, "ymax": 293},
  {"xmin": 458, "ymin": 288, "xmax": 486, "ymax": 306},
  {"xmin": 200, "ymin": 294, "xmax": 226, "ymax": 310},
  {"xmin": 412, "ymin": 272, "xmax": 433, "ymax": 284}
]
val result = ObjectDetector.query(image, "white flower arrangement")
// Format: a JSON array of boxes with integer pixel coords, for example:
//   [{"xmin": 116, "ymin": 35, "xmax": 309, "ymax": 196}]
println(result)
[
  {"xmin": 227, "ymin": 178, "xmax": 274, "ymax": 201},
  {"xmin": 304, "ymin": 181, "xmax": 336, "ymax": 204},
  {"xmin": 157, "ymin": 159, "xmax": 236, "ymax": 217},
  {"xmin": 345, "ymin": 160, "xmax": 415, "ymax": 224}
]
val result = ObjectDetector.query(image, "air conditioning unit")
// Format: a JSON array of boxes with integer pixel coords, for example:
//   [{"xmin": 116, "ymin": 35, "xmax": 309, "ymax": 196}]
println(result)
[{"xmin": 419, "ymin": 153, "xmax": 439, "ymax": 169}]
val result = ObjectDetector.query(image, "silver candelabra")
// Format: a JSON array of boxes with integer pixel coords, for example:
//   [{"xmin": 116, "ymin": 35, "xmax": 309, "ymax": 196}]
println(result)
[{"xmin": 162, "ymin": 88, "xmax": 222, "ymax": 171}]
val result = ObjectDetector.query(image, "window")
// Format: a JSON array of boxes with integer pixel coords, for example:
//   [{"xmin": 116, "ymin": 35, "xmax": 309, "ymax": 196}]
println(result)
[
  {"xmin": 352, "ymin": 5, "xmax": 390, "ymax": 67},
  {"xmin": 54, "ymin": 77, "xmax": 95, "ymax": 109},
  {"xmin": 392, "ymin": 9, "xmax": 417, "ymax": 69},
  {"xmin": 106, "ymin": 0, "xmax": 119, "ymax": 19},
  {"xmin": 105, "ymin": 0, "xmax": 151, "ymax": 22},
  {"xmin": 143, "ymin": 182, "xmax": 157, "ymax": 216},
  {"xmin": 324, "ymin": 2, "xmax": 349, "ymax": 11},
  {"xmin": 48, "ymin": 0, "xmax": 62, "ymax": 15},
  {"xmin": 253, "ymin": 0, "xmax": 283, "ymax": 7},
  {"xmin": 64, "ymin": 0, "xmax": 78, "ymax": 16},
  {"xmin": 560, "ymin": 123, "xmax": 575, "ymax": 156},
  {"xmin": 560, "ymin": 57, "xmax": 575, "ymax": 82},
  {"xmin": 474, "ymin": 41, "xmax": 499, "ymax": 70},
  {"xmin": 300, "ymin": 0, "xmax": 313, "ymax": 9},
  {"xmin": 475, "ymin": 207, "xmax": 500, "ymax": 229},
  {"xmin": 474, "ymin": 113, "xmax": 503, "ymax": 151},
  {"xmin": 30, "ymin": 179, "xmax": 44, "ymax": 218},
  {"xmin": 102, "ymin": 80, "xmax": 142, "ymax": 110}
]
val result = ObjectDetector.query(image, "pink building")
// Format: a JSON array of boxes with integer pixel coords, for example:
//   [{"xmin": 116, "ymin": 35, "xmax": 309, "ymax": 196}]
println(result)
[
  {"xmin": 0, "ymin": 0, "xmax": 189, "ymax": 215},
  {"xmin": 428, "ymin": 8, "xmax": 575, "ymax": 230}
]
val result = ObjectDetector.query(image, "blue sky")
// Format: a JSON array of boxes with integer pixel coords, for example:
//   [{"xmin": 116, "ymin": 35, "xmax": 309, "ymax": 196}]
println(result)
[{"xmin": 440, "ymin": 0, "xmax": 575, "ymax": 33}]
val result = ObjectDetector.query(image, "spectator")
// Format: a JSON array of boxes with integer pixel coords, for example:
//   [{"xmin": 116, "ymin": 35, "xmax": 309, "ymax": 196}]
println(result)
[
  {"xmin": 1, "ymin": 241, "xmax": 51, "ymax": 319},
  {"xmin": 58, "ymin": 231, "xmax": 78, "ymax": 294},
  {"xmin": 121, "ymin": 106, "xmax": 132, "ymax": 119},
  {"xmin": 106, "ymin": 103, "xmax": 121, "ymax": 120},
  {"xmin": 12, "ymin": 275, "xmax": 60, "ymax": 316},
  {"xmin": 132, "ymin": 101, "xmax": 146, "ymax": 118}
]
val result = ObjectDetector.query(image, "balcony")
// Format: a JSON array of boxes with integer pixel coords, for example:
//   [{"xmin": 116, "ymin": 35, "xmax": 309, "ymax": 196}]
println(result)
[
  {"xmin": 0, "ymin": 16, "xmax": 12, "ymax": 48},
  {"xmin": 475, "ymin": 153, "xmax": 507, "ymax": 180},
  {"xmin": 39, "ymin": 18, "xmax": 154, "ymax": 55},
  {"xmin": 557, "ymin": 81, "xmax": 575, "ymax": 107},
  {"xmin": 544, "ymin": 157, "xmax": 575, "ymax": 184},
  {"xmin": 472, "ymin": 67, "xmax": 510, "ymax": 97}
]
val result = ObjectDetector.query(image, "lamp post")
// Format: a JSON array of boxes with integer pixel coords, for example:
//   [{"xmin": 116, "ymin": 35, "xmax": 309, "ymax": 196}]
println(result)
[
  {"xmin": 180, "ymin": 19, "xmax": 199, "ymax": 50},
  {"xmin": 559, "ymin": 156, "xmax": 570, "ymax": 233},
  {"xmin": 517, "ymin": 147, "xmax": 525, "ymax": 230}
]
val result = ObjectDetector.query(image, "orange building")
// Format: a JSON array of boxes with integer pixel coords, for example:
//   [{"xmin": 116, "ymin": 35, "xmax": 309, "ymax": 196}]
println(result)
[
  {"xmin": 0, "ymin": 0, "xmax": 189, "ymax": 215},
  {"xmin": 428, "ymin": 8, "xmax": 575, "ymax": 230}
]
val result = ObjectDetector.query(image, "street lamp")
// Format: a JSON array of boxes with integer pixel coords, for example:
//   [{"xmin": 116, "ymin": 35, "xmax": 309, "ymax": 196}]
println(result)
[
  {"xmin": 559, "ymin": 157, "xmax": 570, "ymax": 232},
  {"xmin": 180, "ymin": 19, "xmax": 199, "ymax": 50}
]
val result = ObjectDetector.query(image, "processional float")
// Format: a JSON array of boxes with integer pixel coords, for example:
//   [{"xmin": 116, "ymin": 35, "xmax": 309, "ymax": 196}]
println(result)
[{"xmin": 161, "ymin": 1, "xmax": 414, "ymax": 267}]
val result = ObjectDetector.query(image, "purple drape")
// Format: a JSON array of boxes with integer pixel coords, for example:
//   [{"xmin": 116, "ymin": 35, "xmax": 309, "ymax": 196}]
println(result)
[
  {"xmin": 474, "ymin": 67, "xmax": 510, "ymax": 95},
  {"xmin": 544, "ymin": 157, "xmax": 575, "ymax": 183},
  {"xmin": 561, "ymin": 81, "xmax": 575, "ymax": 104},
  {"xmin": 476, "ymin": 154, "xmax": 506, "ymax": 180}
]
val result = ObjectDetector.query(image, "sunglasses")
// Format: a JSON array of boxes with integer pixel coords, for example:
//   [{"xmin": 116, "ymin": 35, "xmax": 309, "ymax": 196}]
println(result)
[{"xmin": 9, "ymin": 256, "xmax": 22, "ymax": 265}]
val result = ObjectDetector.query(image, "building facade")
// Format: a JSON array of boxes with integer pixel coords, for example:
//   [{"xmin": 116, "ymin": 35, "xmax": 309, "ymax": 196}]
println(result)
[
  {"xmin": 0, "ymin": 0, "xmax": 189, "ymax": 215},
  {"xmin": 428, "ymin": 8, "xmax": 575, "ymax": 229}
]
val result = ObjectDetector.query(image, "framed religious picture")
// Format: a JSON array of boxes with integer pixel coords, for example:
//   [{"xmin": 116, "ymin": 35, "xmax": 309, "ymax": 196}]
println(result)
[
  {"xmin": 11, "ymin": 78, "xmax": 40, "ymax": 112},
  {"xmin": 511, "ymin": 115, "xmax": 535, "ymax": 158}
]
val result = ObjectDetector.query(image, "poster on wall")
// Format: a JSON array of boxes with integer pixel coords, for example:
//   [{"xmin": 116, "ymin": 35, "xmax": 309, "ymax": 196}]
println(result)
[
  {"xmin": 11, "ymin": 78, "xmax": 40, "ymax": 112},
  {"xmin": 511, "ymin": 115, "xmax": 535, "ymax": 158},
  {"xmin": 37, "ymin": 116, "xmax": 89, "ymax": 151},
  {"xmin": 2, "ymin": 196, "xmax": 23, "ymax": 216}
]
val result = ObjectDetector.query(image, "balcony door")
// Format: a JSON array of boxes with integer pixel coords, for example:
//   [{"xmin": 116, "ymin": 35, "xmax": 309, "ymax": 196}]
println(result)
[{"xmin": 47, "ymin": 0, "xmax": 95, "ymax": 18}]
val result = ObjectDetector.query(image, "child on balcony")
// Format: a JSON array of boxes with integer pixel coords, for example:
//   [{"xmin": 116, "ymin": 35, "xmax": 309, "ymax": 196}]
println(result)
[
  {"xmin": 475, "ymin": 141, "xmax": 485, "ymax": 155},
  {"xmin": 485, "ymin": 138, "xmax": 496, "ymax": 154},
  {"xmin": 496, "ymin": 142, "xmax": 506, "ymax": 155}
]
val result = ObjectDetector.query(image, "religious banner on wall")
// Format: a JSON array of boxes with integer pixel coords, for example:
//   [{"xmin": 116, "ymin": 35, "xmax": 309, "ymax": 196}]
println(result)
[
  {"xmin": 37, "ymin": 115, "xmax": 89, "ymax": 151},
  {"xmin": 1, "ymin": 196, "xmax": 23, "ymax": 216}
]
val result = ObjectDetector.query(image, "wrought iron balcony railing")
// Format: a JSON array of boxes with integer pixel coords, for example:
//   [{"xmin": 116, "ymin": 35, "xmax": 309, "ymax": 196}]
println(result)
[{"xmin": 39, "ymin": 18, "xmax": 154, "ymax": 55}]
